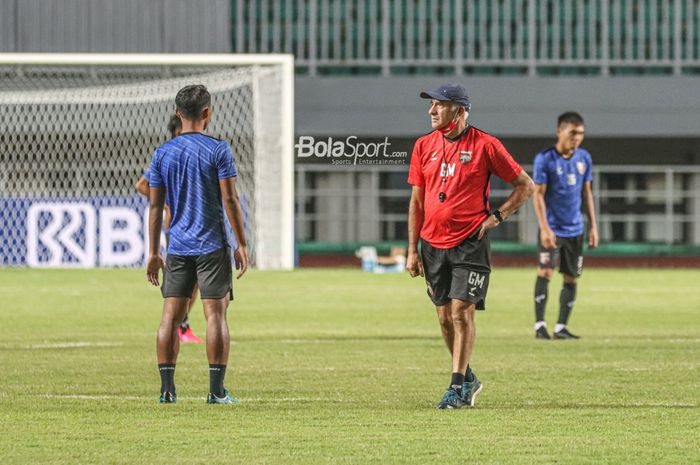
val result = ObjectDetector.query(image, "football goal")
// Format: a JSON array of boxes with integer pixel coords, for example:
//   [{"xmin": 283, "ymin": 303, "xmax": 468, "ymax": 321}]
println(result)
[{"xmin": 0, "ymin": 53, "xmax": 294, "ymax": 270}]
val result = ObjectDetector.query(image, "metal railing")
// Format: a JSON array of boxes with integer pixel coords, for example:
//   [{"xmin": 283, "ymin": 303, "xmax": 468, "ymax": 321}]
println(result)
[
  {"xmin": 295, "ymin": 164, "xmax": 700, "ymax": 245},
  {"xmin": 233, "ymin": 0, "xmax": 700, "ymax": 76}
]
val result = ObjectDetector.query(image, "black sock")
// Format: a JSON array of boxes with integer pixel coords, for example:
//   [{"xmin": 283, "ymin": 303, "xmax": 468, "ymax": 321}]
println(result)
[
  {"xmin": 450, "ymin": 372, "xmax": 465, "ymax": 393},
  {"xmin": 534, "ymin": 276, "xmax": 550, "ymax": 322},
  {"xmin": 209, "ymin": 364, "xmax": 227, "ymax": 397},
  {"xmin": 464, "ymin": 365, "xmax": 474, "ymax": 382},
  {"xmin": 158, "ymin": 363, "xmax": 176, "ymax": 395},
  {"xmin": 557, "ymin": 282, "xmax": 577, "ymax": 325},
  {"xmin": 180, "ymin": 317, "xmax": 190, "ymax": 331}
]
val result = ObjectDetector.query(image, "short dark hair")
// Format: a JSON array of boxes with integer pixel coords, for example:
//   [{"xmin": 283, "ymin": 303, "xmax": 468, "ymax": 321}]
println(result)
[
  {"xmin": 175, "ymin": 84, "xmax": 211, "ymax": 120},
  {"xmin": 167, "ymin": 114, "xmax": 181, "ymax": 139},
  {"xmin": 558, "ymin": 111, "xmax": 584, "ymax": 127}
]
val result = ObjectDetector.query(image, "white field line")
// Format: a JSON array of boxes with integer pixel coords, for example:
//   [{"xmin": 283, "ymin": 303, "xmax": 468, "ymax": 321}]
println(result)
[
  {"xmin": 521, "ymin": 400, "xmax": 697, "ymax": 408},
  {"xmin": 26, "ymin": 394, "xmax": 699, "ymax": 408},
  {"xmin": 25, "ymin": 342, "xmax": 123, "ymax": 349},
  {"xmin": 276, "ymin": 339, "xmax": 338, "ymax": 344},
  {"xmin": 37, "ymin": 394, "xmax": 334, "ymax": 402},
  {"xmin": 0, "ymin": 342, "xmax": 124, "ymax": 349},
  {"xmin": 271, "ymin": 338, "xmax": 430, "ymax": 344},
  {"xmin": 602, "ymin": 338, "xmax": 700, "ymax": 344}
]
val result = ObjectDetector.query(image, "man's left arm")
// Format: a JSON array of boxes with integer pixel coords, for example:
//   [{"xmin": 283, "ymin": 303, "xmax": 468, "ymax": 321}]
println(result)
[
  {"xmin": 135, "ymin": 176, "xmax": 149, "ymax": 197},
  {"xmin": 220, "ymin": 176, "xmax": 249, "ymax": 279},
  {"xmin": 478, "ymin": 171, "xmax": 535, "ymax": 239},
  {"xmin": 583, "ymin": 181, "xmax": 598, "ymax": 248},
  {"xmin": 215, "ymin": 143, "xmax": 248, "ymax": 279}
]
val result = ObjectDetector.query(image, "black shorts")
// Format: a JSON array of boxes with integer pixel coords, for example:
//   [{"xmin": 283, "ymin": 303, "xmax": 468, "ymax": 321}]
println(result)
[
  {"xmin": 162, "ymin": 246, "xmax": 233, "ymax": 299},
  {"xmin": 419, "ymin": 235, "xmax": 491, "ymax": 310},
  {"xmin": 538, "ymin": 233, "xmax": 583, "ymax": 277}
]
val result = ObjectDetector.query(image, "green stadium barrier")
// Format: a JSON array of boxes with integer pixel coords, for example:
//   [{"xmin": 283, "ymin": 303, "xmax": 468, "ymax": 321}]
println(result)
[
  {"xmin": 298, "ymin": 241, "xmax": 700, "ymax": 257},
  {"xmin": 234, "ymin": 0, "xmax": 700, "ymax": 75}
]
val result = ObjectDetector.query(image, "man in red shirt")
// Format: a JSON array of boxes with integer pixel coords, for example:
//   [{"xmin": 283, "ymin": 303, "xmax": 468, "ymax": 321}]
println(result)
[{"xmin": 407, "ymin": 84, "xmax": 534, "ymax": 409}]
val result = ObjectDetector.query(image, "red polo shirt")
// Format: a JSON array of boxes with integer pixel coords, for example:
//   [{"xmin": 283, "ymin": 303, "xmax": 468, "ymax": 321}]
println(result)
[{"xmin": 407, "ymin": 126, "xmax": 523, "ymax": 249}]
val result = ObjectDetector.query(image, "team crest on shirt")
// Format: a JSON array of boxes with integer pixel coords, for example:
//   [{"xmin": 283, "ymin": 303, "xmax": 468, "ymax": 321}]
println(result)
[
  {"xmin": 576, "ymin": 162, "xmax": 586, "ymax": 175},
  {"xmin": 460, "ymin": 151, "xmax": 472, "ymax": 164}
]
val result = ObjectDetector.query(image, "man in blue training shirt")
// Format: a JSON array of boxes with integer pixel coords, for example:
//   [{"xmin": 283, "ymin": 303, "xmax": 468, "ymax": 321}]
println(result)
[
  {"xmin": 146, "ymin": 84, "xmax": 249, "ymax": 404},
  {"xmin": 532, "ymin": 112, "xmax": 598, "ymax": 340},
  {"xmin": 137, "ymin": 115, "xmax": 204, "ymax": 344}
]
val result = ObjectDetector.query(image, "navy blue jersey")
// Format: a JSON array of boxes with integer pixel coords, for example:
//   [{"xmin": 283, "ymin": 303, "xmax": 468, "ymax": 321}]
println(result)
[
  {"xmin": 533, "ymin": 147, "xmax": 593, "ymax": 237},
  {"xmin": 148, "ymin": 132, "xmax": 237, "ymax": 255}
]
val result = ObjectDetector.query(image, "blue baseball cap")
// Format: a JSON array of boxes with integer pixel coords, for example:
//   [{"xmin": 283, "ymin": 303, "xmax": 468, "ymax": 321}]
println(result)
[{"xmin": 420, "ymin": 84, "xmax": 471, "ymax": 109}]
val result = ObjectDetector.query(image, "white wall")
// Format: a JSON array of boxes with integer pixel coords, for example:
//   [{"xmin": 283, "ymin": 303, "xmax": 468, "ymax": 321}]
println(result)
[{"xmin": 296, "ymin": 76, "xmax": 700, "ymax": 138}]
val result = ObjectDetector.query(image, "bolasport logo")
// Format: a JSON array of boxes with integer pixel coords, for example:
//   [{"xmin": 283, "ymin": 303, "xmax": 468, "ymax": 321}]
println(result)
[{"xmin": 295, "ymin": 136, "xmax": 408, "ymax": 165}]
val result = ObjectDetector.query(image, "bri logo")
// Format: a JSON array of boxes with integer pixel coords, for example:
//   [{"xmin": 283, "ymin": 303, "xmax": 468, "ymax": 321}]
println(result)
[
  {"xmin": 27, "ymin": 203, "xmax": 96, "ymax": 267},
  {"xmin": 26, "ymin": 202, "xmax": 161, "ymax": 268}
]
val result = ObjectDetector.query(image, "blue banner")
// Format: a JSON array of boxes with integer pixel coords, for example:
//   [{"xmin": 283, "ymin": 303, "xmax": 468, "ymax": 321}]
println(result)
[
  {"xmin": 1, "ymin": 195, "xmax": 247, "ymax": 267},
  {"xmin": 1, "ymin": 196, "xmax": 149, "ymax": 267}
]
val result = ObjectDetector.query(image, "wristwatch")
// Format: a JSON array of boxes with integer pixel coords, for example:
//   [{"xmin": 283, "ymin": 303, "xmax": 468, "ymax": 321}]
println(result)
[{"xmin": 492, "ymin": 209, "xmax": 504, "ymax": 224}]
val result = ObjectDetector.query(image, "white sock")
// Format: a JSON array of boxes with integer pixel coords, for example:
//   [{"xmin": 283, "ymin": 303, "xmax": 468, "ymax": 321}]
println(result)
[
  {"xmin": 534, "ymin": 321, "xmax": 547, "ymax": 331},
  {"xmin": 554, "ymin": 323, "xmax": 566, "ymax": 333}
]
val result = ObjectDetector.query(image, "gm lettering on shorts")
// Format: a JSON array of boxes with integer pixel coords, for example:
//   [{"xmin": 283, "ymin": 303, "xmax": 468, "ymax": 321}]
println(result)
[{"xmin": 468, "ymin": 271, "xmax": 486, "ymax": 296}]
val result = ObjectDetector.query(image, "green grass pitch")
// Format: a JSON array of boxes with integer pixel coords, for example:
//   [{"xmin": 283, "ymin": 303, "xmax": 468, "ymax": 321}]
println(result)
[{"xmin": 0, "ymin": 267, "xmax": 698, "ymax": 464}]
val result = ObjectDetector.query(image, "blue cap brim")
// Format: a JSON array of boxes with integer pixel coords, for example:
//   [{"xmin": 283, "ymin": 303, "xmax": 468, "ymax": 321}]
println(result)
[{"xmin": 419, "ymin": 90, "xmax": 450, "ymax": 101}]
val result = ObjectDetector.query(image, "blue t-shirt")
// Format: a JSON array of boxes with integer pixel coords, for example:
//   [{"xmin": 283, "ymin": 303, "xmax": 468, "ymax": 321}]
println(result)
[
  {"xmin": 533, "ymin": 147, "xmax": 593, "ymax": 237},
  {"xmin": 148, "ymin": 132, "xmax": 237, "ymax": 255}
]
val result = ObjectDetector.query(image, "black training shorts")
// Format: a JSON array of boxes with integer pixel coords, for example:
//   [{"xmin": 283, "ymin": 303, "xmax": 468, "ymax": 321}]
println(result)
[
  {"xmin": 419, "ymin": 234, "xmax": 491, "ymax": 310},
  {"xmin": 537, "ymin": 233, "xmax": 584, "ymax": 277},
  {"xmin": 162, "ymin": 246, "xmax": 233, "ymax": 299}
]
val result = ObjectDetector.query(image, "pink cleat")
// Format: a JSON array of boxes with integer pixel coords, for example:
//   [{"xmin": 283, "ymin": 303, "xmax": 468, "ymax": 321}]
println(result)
[{"xmin": 178, "ymin": 326, "xmax": 204, "ymax": 343}]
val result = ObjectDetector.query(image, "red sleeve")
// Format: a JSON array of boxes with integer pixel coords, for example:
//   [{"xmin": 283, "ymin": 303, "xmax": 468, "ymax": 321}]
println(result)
[
  {"xmin": 407, "ymin": 139, "xmax": 425, "ymax": 187},
  {"xmin": 486, "ymin": 138, "xmax": 522, "ymax": 183}
]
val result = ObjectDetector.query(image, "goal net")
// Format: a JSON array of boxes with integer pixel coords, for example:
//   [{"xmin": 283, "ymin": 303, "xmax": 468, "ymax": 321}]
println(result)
[{"xmin": 0, "ymin": 54, "xmax": 294, "ymax": 270}]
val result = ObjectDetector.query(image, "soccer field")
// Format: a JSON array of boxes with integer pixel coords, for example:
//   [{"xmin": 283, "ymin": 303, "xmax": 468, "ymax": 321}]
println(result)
[{"xmin": 1, "ymin": 267, "xmax": 698, "ymax": 465}]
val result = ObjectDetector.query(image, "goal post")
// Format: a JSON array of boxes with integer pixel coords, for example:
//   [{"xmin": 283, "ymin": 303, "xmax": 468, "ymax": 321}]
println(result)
[{"xmin": 0, "ymin": 53, "xmax": 295, "ymax": 270}]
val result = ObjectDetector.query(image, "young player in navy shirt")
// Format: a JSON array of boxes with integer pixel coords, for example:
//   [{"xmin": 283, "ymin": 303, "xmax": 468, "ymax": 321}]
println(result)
[
  {"xmin": 137, "ymin": 115, "xmax": 204, "ymax": 344},
  {"xmin": 146, "ymin": 85, "xmax": 249, "ymax": 404},
  {"xmin": 532, "ymin": 112, "xmax": 599, "ymax": 340}
]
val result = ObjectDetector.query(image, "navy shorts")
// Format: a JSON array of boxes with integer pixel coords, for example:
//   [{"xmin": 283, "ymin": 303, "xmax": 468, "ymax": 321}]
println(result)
[
  {"xmin": 419, "ymin": 235, "xmax": 491, "ymax": 310},
  {"xmin": 538, "ymin": 233, "xmax": 584, "ymax": 277},
  {"xmin": 162, "ymin": 246, "xmax": 233, "ymax": 299}
]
